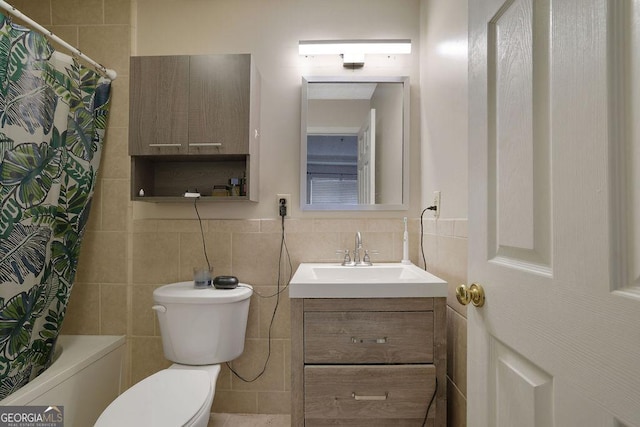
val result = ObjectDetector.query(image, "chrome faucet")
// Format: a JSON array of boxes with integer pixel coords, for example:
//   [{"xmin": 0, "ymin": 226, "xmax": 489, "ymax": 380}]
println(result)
[
  {"xmin": 340, "ymin": 232, "xmax": 373, "ymax": 266},
  {"xmin": 353, "ymin": 232, "xmax": 372, "ymax": 266},
  {"xmin": 354, "ymin": 232, "xmax": 362, "ymax": 264}
]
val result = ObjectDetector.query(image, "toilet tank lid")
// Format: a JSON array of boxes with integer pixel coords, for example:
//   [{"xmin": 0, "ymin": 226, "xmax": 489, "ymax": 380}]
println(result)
[{"xmin": 154, "ymin": 281, "xmax": 253, "ymax": 304}]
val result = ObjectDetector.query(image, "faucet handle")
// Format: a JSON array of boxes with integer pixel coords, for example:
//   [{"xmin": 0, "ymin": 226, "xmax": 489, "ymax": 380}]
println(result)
[
  {"xmin": 337, "ymin": 249, "xmax": 353, "ymax": 265},
  {"xmin": 362, "ymin": 250, "xmax": 373, "ymax": 265}
]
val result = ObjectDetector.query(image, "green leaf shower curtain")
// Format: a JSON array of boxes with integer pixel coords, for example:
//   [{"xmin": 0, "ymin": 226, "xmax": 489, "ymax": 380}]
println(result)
[{"xmin": 0, "ymin": 13, "xmax": 111, "ymax": 399}]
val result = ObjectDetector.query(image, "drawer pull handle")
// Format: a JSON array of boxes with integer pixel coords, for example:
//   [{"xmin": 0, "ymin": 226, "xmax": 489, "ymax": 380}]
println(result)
[
  {"xmin": 189, "ymin": 142, "xmax": 222, "ymax": 147},
  {"xmin": 351, "ymin": 337, "xmax": 387, "ymax": 344},
  {"xmin": 149, "ymin": 143, "xmax": 182, "ymax": 147},
  {"xmin": 352, "ymin": 392, "xmax": 388, "ymax": 401}
]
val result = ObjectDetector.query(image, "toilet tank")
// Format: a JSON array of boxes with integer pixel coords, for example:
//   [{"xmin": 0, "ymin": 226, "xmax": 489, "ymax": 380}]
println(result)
[{"xmin": 152, "ymin": 282, "xmax": 253, "ymax": 365}]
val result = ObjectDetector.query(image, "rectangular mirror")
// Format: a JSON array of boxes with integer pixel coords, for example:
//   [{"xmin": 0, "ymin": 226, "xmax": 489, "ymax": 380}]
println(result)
[{"xmin": 300, "ymin": 76, "xmax": 409, "ymax": 211}]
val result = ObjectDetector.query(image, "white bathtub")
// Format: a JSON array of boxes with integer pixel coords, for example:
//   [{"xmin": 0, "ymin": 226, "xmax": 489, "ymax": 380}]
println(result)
[{"xmin": 0, "ymin": 335, "xmax": 126, "ymax": 427}]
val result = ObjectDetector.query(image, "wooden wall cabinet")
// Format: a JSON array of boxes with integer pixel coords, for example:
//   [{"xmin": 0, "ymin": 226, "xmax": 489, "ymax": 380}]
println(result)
[
  {"xmin": 291, "ymin": 298, "xmax": 447, "ymax": 426},
  {"xmin": 129, "ymin": 54, "xmax": 260, "ymax": 201}
]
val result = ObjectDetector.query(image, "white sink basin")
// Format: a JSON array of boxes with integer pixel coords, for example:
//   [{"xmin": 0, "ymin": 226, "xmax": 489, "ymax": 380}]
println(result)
[{"xmin": 289, "ymin": 262, "xmax": 447, "ymax": 298}]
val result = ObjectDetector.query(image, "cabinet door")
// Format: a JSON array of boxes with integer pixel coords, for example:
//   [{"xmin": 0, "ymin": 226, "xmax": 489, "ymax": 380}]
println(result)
[
  {"xmin": 129, "ymin": 56, "xmax": 189, "ymax": 155},
  {"xmin": 188, "ymin": 55, "xmax": 251, "ymax": 154}
]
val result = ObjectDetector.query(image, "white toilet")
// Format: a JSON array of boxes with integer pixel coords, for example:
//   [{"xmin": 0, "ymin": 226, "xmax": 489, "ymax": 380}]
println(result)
[{"xmin": 95, "ymin": 281, "xmax": 252, "ymax": 427}]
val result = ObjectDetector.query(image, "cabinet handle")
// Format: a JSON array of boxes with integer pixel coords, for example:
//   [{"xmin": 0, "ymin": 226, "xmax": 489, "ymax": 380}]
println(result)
[
  {"xmin": 149, "ymin": 143, "xmax": 182, "ymax": 147},
  {"xmin": 351, "ymin": 337, "xmax": 387, "ymax": 344},
  {"xmin": 188, "ymin": 143, "xmax": 222, "ymax": 147},
  {"xmin": 352, "ymin": 392, "xmax": 388, "ymax": 401}
]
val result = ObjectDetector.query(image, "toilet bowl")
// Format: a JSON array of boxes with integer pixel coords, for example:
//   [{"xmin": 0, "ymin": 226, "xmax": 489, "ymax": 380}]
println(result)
[{"xmin": 95, "ymin": 281, "xmax": 252, "ymax": 426}]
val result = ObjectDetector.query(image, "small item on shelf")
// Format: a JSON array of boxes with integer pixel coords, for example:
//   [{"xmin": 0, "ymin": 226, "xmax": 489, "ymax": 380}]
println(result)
[
  {"xmin": 138, "ymin": 188, "xmax": 145, "ymax": 197},
  {"xmin": 240, "ymin": 172, "xmax": 247, "ymax": 196},
  {"xmin": 229, "ymin": 178, "xmax": 240, "ymax": 197},
  {"xmin": 184, "ymin": 188, "xmax": 201, "ymax": 198},
  {"xmin": 212, "ymin": 185, "xmax": 229, "ymax": 197}
]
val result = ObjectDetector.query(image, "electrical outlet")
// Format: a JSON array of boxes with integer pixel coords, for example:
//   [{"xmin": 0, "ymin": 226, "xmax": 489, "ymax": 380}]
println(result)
[
  {"xmin": 277, "ymin": 194, "xmax": 291, "ymax": 217},
  {"xmin": 433, "ymin": 191, "xmax": 441, "ymax": 218}
]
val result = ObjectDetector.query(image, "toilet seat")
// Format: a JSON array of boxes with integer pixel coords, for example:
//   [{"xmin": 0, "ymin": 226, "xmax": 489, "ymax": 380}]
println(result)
[{"xmin": 95, "ymin": 369, "xmax": 213, "ymax": 427}]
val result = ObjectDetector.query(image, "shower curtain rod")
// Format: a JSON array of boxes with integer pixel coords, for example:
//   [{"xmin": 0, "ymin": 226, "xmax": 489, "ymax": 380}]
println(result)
[{"xmin": 0, "ymin": 0, "xmax": 117, "ymax": 80}]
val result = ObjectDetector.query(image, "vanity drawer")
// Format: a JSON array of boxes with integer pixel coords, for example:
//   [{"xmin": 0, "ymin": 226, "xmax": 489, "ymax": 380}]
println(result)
[
  {"xmin": 304, "ymin": 365, "xmax": 436, "ymax": 426},
  {"xmin": 304, "ymin": 311, "xmax": 433, "ymax": 364}
]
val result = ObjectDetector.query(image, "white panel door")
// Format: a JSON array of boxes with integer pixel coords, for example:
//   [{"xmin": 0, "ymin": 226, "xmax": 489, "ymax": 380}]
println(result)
[
  {"xmin": 468, "ymin": 0, "xmax": 640, "ymax": 426},
  {"xmin": 357, "ymin": 109, "xmax": 376, "ymax": 204}
]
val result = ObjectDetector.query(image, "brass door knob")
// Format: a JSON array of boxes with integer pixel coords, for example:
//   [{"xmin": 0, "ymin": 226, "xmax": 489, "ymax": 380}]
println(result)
[{"xmin": 456, "ymin": 283, "xmax": 485, "ymax": 307}]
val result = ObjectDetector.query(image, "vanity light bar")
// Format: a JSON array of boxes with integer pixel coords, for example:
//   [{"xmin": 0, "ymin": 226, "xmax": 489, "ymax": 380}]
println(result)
[{"xmin": 298, "ymin": 39, "xmax": 412, "ymax": 56}]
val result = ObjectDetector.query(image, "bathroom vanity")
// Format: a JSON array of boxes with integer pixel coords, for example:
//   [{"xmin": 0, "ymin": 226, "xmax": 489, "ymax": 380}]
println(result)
[{"xmin": 290, "ymin": 263, "xmax": 447, "ymax": 426}]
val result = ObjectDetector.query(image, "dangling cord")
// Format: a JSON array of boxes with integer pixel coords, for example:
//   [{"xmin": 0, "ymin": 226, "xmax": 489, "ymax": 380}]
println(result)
[
  {"xmin": 194, "ymin": 198, "xmax": 211, "ymax": 271},
  {"xmin": 422, "ymin": 377, "xmax": 438, "ymax": 427},
  {"xmin": 420, "ymin": 206, "xmax": 429, "ymax": 270},
  {"xmin": 420, "ymin": 204, "xmax": 439, "ymax": 270},
  {"xmin": 226, "ymin": 214, "xmax": 291, "ymax": 382},
  {"xmin": 240, "ymin": 215, "xmax": 293, "ymax": 298}
]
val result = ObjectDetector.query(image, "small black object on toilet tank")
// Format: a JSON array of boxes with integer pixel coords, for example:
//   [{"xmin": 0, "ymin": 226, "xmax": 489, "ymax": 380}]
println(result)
[{"xmin": 212, "ymin": 276, "xmax": 239, "ymax": 289}]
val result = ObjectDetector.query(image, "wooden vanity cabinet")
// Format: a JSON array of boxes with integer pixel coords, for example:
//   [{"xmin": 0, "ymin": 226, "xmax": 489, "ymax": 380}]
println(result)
[
  {"xmin": 129, "ymin": 54, "xmax": 260, "ymax": 201},
  {"xmin": 291, "ymin": 298, "xmax": 446, "ymax": 426}
]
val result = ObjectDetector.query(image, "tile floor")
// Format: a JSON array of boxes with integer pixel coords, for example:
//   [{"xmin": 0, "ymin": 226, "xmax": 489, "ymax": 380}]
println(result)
[{"xmin": 208, "ymin": 413, "xmax": 291, "ymax": 426}]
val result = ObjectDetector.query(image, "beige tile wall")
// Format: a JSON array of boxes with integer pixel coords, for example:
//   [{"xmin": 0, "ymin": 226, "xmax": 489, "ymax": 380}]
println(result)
[
  {"xmin": 421, "ymin": 218, "xmax": 468, "ymax": 427},
  {"xmin": 132, "ymin": 218, "xmax": 426, "ymax": 414},
  {"xmin": 67, "ymin": 210, "xmax": 430, "ymax": 413},
  {"xmin": 20, "ymin": 0, "xmax": 469, "ymax": 418}
]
